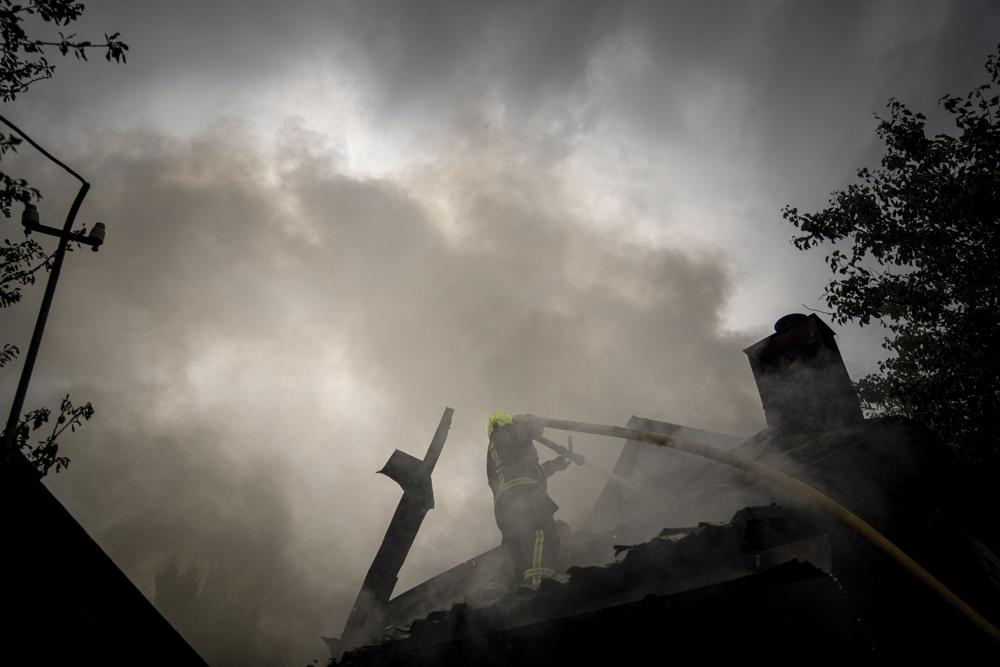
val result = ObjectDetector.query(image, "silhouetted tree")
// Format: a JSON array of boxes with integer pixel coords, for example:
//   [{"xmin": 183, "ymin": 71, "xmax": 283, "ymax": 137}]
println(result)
[
  {"xmin": 1, "ymin": 0, "xmax": 127, "ymax": 207},
  {"xmin": 0, "ymin": 1, "xmax": 126, "ymax": 474},
  {"xmin": 784, "ymin": 45, "xmax": 1000, "ymax": 464}
]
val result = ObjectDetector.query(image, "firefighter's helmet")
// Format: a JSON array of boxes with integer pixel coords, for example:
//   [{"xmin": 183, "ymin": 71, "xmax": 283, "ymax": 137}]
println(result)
[{"xmin": 487, "ymin": 411, "xmax": 513, "ymax": 438}]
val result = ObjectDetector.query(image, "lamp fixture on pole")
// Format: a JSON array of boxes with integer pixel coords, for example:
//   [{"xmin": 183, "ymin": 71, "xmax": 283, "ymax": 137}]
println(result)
[{"xmin": 0, "ymin": 114, "xmax": 107, "ymax": 472}]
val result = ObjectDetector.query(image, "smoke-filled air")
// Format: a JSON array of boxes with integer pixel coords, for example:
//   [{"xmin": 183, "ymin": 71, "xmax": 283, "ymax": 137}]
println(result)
[{"xmin": 2, "ymin": 1, "xmax": 998, "ymax": 665}]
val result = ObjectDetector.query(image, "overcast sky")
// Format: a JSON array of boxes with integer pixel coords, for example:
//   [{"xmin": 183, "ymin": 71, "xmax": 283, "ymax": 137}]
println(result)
[{"xmin": 3, "ymin": 1, "xmax": 998, "ymax": 664}]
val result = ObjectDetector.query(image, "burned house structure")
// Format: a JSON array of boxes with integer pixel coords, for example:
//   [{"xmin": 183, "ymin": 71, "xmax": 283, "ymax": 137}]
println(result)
[{"xmin": 329, "ymin": 314, "xmax": 1000, "ymax": 663}]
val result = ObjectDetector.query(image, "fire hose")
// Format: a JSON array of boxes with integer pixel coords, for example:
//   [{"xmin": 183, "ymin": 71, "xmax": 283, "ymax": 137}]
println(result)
[{"xmin": 513, "ymin": 414, "xmax": 1000, "ymax": 645}]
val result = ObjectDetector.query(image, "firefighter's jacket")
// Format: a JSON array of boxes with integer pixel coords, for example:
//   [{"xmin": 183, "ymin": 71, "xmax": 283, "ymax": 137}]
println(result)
[{"xmin": 487, "ymin": 423, "xmax": 560, "ymax": 522}]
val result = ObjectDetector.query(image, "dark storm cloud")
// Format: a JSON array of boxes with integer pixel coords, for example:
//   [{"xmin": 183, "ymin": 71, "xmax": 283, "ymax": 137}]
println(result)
[
  {"xmin": 13, "ymin": 1, "xmax": 999, "ymax": 208},
  {"xmin": 9, "ymin": 0, "xmax": 624, "ymax": 134},
  {"xmin": 331, "ymin": 0, "xmax": 623, "ymax": 117},
  {"xmin": 13, "ymin": 1, "xmax": 1000, "ymax": 134}
]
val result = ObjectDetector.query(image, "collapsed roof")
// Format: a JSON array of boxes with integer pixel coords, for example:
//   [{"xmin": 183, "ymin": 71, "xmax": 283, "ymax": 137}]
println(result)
[{"xmin": 328, "ymin": 314, "xmax": 1000, "ymax": 661}]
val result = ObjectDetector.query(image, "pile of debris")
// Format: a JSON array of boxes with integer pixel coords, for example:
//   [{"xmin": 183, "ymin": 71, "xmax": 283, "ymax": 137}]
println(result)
[{"xmin": 338, "ymin": 504, "xmax": 874, "ymax": 664}]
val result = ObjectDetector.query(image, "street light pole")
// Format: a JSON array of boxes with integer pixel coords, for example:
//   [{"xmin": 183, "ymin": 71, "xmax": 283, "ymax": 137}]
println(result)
[{"xmin": 0, "ymin": 114, "xmax": 104, "ymax": 472}]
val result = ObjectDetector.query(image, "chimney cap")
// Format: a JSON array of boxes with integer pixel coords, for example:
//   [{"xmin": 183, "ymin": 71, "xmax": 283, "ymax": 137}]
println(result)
[{"xmin": 774, "ymin": 313, "xmax": 808, "ymax": 333}]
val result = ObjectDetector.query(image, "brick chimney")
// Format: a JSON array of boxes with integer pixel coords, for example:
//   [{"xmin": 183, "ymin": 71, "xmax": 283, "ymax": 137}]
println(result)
[{"xmin": 743, "ymin": 313, "xmax": 863, "ymax": 435}]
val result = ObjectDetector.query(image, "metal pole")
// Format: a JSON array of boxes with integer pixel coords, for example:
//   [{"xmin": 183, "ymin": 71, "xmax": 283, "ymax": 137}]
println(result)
[
  {"xmin": 1, "ymin": 181, "xmax": 90, "ymax": 465},
  {"xmin": 0, "ymin": 114, "xmax": 92, "ymax": 467}
]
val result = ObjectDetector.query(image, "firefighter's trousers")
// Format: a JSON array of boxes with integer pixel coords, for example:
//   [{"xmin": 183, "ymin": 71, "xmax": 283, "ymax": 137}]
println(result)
[{"xmin": 493, "ymin": 484, "xmax": 561, "ymax": 589}]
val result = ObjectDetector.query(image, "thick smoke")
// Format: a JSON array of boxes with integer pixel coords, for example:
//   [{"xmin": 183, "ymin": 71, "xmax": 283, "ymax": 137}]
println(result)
[{"xmin": 4, "ymin": 118, "xmax": 763, "ymax": 663}]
